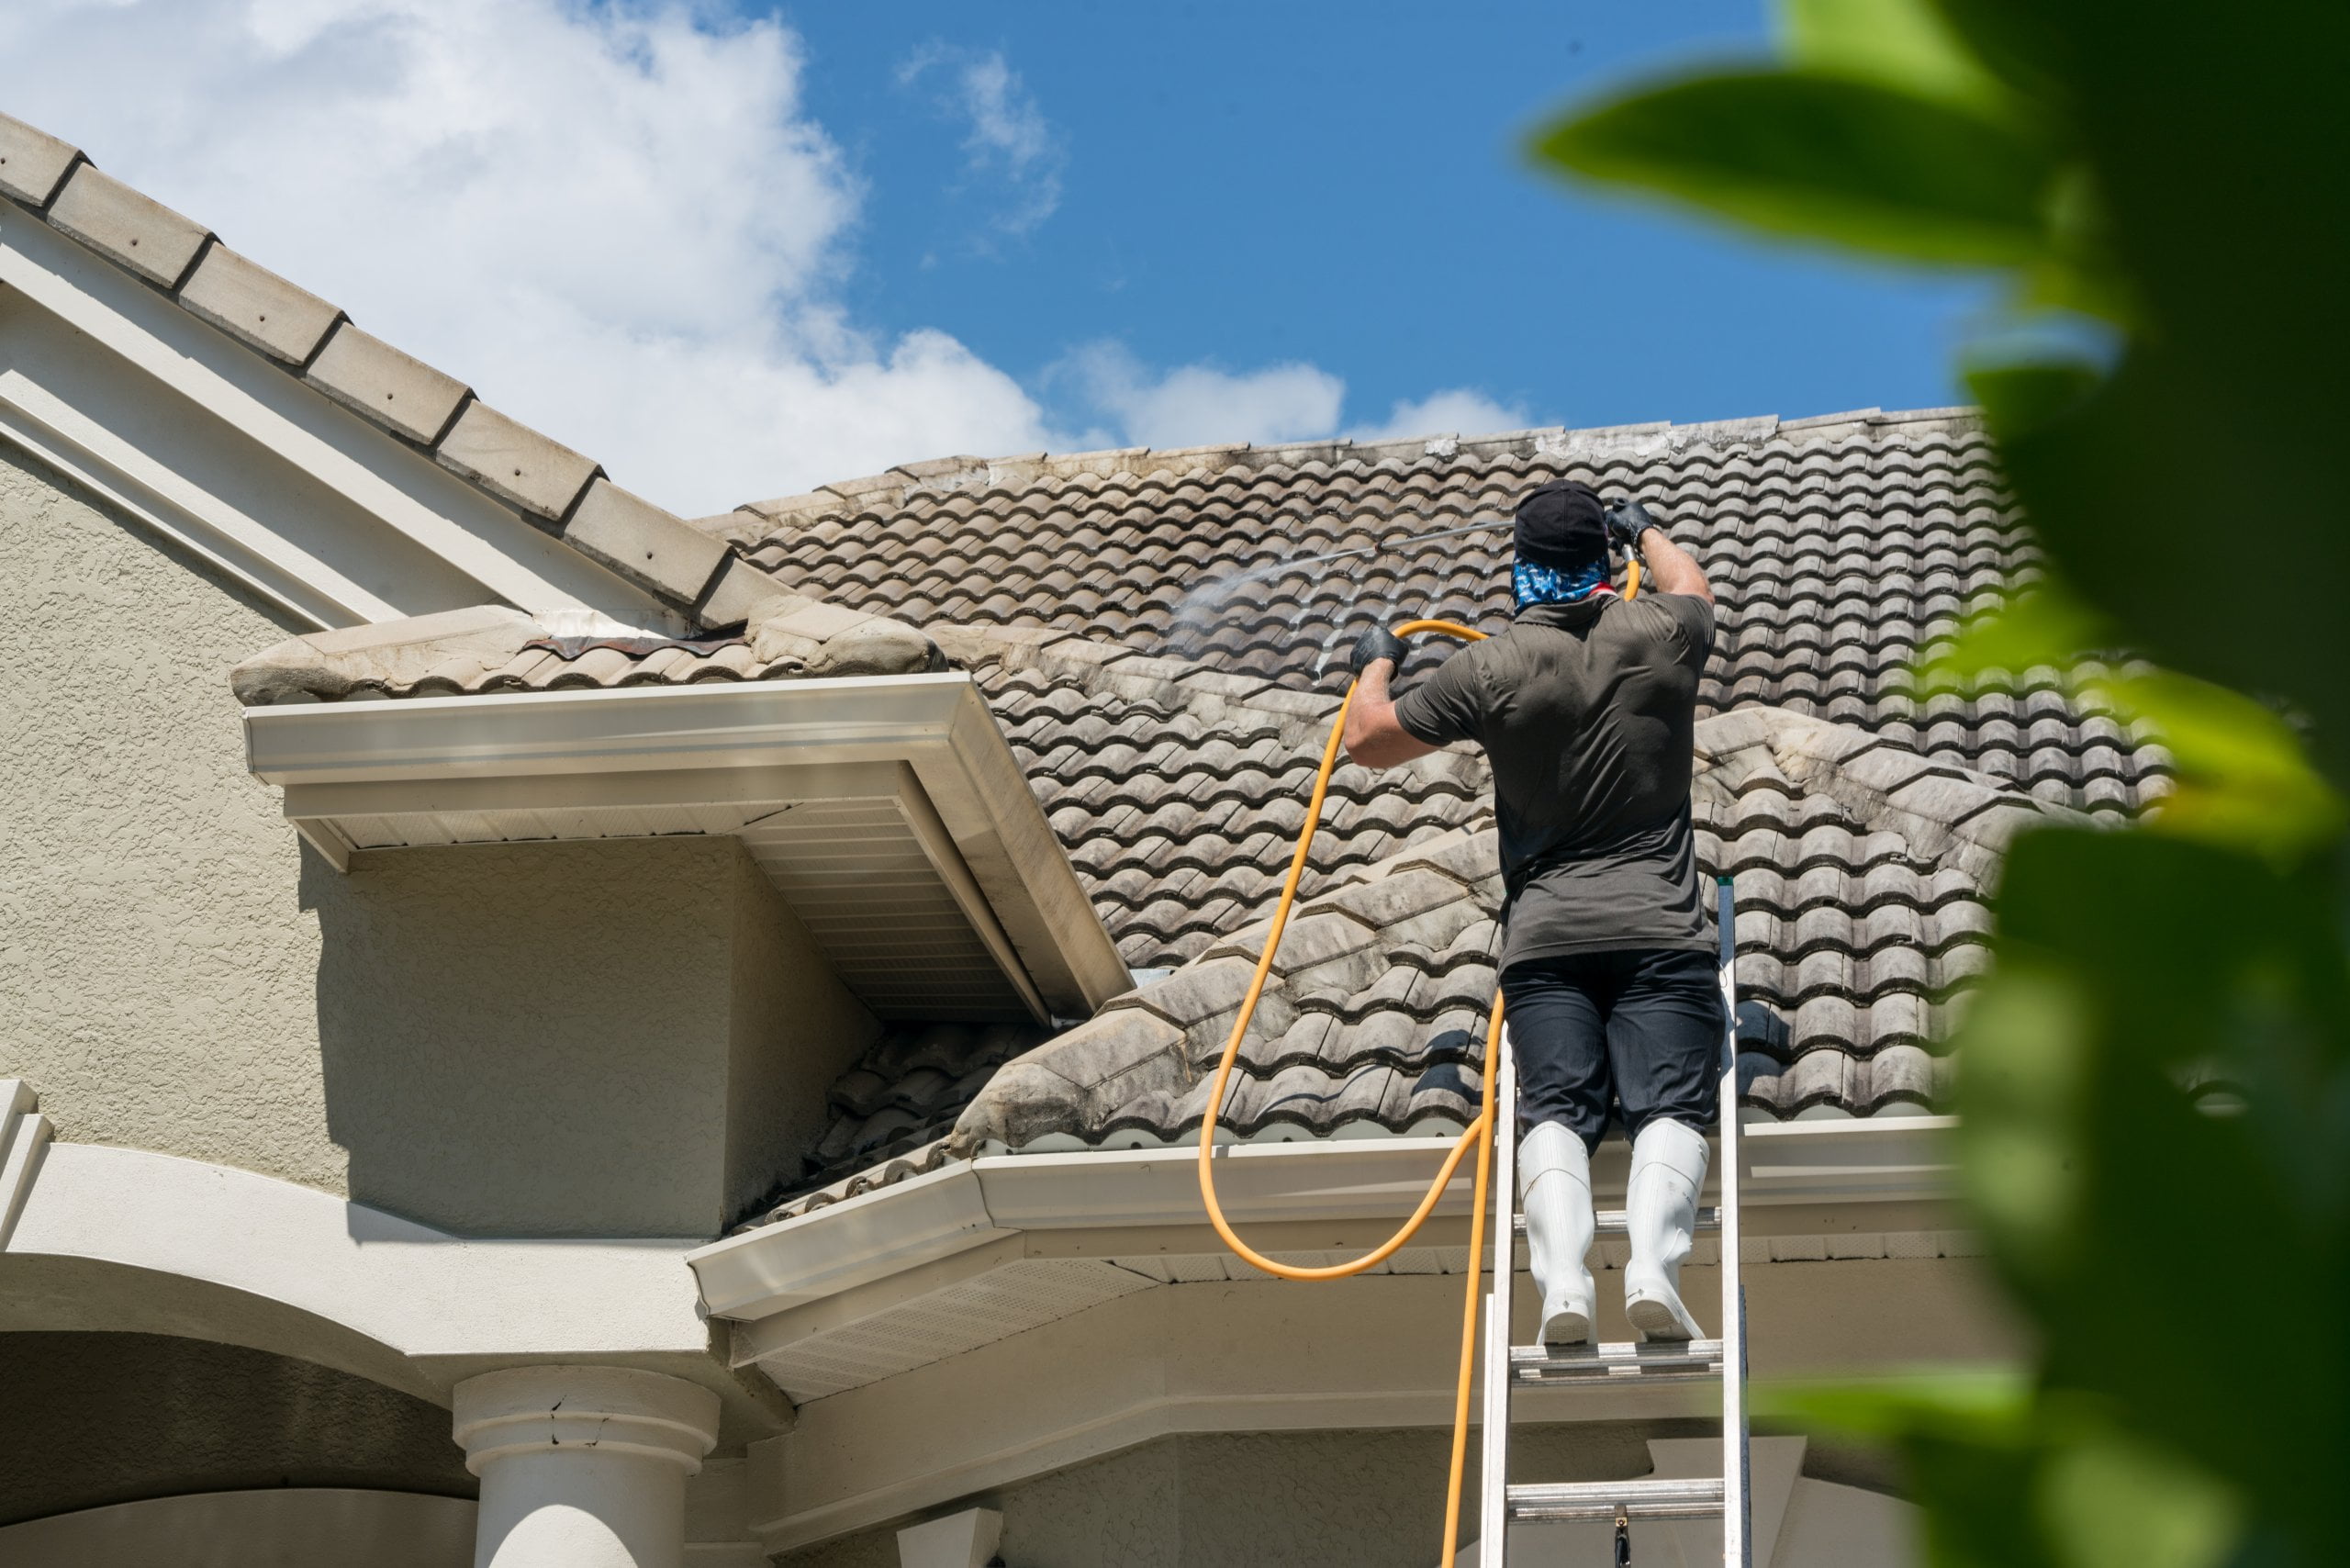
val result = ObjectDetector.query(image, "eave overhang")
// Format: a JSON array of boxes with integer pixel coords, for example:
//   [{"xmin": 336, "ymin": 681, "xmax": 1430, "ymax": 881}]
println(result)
[
  {"xmin": 689, "ymin": 1117, "xmax": 1996, "ymax": 1555},
  {"xmin": 688, "ymin": 1114, "xmax": 1965, "ymax": 1323},
  {"xmin": 242, "ymin": 673, "xmax": 1131, "ymax": 1023}
]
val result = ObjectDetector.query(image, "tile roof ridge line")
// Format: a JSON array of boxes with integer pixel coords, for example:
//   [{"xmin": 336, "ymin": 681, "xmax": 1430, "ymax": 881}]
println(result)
[
  {"xmin": 728, "ymin": 407, "xmax": 1993, "ymax": 524},
  {"xmin": 0, "ymin": 109, "xmax": 761, "ymax": 630}
]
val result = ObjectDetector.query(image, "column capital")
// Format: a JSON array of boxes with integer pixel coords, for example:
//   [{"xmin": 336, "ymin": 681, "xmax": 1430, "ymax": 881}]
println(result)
[{"xmin": 453, "ymin": 1365, "xmax": 721, "ymax": 1476}]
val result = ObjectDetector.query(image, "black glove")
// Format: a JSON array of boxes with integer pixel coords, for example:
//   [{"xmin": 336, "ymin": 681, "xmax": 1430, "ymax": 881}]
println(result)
[
  {"xmin": 1346, "ymin": 623, "xmax": 1409, "ymax": 675},
  {"xmin": 1605, "ymin": 498, "xmax": 1662, "ymax": 552}
]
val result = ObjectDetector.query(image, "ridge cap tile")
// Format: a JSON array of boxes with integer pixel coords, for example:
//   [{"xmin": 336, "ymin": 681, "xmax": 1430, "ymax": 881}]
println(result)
[
  {"xmin": 44, "ymin": 162, "xmax": 213, "ymax": 288},
  {"xmin": 7, "ymin": 111, "xmax": 789, "ymax": 630},
  {"xmin": 0, "ymin": 111, "xmax": 80, "ymax": 208}
]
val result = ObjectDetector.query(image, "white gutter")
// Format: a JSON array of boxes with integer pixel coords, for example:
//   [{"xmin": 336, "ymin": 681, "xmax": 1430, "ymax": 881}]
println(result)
[
  {"xmin": 242, "ymin": 673, "xmax": 1131, "ymax": 1021},
  {"xmin": 687, "ymin": 1116, "xmax": 1962, "ymax": 1322}
]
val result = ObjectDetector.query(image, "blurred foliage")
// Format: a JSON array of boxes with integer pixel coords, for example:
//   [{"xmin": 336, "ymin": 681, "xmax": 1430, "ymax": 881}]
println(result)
[{"xmin": 1533, "ymin": 1, "xmax": 2350, "ymax": 1563}]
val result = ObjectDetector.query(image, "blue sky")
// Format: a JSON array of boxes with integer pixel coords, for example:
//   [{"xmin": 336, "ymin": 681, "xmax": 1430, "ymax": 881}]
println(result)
[
  {"xmin": 2, "ymin": 0, "xmax": 1988, "ymax": 511},
  {"xmin": 775, "ymin": 0, "xmax": 1987, "ymax": 441}
]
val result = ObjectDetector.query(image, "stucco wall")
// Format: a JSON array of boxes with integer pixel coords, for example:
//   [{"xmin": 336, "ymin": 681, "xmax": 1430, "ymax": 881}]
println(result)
[
  {"xmin": 725, "ymin": 863, "xmax": 877, "ymax": 1225},
  {"xmin": 0, "ymin": 1330, "xmax": 471, "ymax": 1527},
  {"xmin": 316, "ymin": 834, "xmax": 877, "ymax": 1235},
  {"xmin": 0, "ymin": 446, "xmax": 878, "ymax": 1236},
  {"xmin": 0, "ymin": 444, "xmax": 339, "ymax": 1189},
  {"xmin": 774, "ymin": 1423, "xmax": 1715, "ymax": 1568},
  {"xmin": 319, "ymin": 835, "xmax": 721, "ymax": 1235}
]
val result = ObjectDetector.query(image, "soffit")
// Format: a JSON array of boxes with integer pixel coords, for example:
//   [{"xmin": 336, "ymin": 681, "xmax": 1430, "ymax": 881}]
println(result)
[{"xmin": 241, "ymin": 675, "xmax": 1133, "ymax": 1023}]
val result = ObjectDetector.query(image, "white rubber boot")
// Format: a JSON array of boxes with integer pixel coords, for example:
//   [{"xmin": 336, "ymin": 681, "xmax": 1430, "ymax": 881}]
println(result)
[
  {"xmin": 1517, "ymin": 1121, "xmax": 1597, "ymax": 1347},
  {"xmin": 1623, "ymin": 1117, "xmax": 1709, "ymax": 1341}
]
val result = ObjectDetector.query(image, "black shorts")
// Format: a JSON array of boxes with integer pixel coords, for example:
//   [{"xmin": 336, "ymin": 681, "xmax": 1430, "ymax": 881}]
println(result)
[{"xmin": 1498, "ymin": 947, "xmax": 1724, "ymax": 1149}]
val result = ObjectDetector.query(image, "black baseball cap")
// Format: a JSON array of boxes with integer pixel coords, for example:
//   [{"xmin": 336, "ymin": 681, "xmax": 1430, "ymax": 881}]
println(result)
[{"xmin": 1514, "ymin": 479, "xmax": 1608, "ymax": 571}]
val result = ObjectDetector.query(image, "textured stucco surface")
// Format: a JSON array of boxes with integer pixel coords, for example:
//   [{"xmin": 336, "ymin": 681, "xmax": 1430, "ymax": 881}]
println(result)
[
  {"xmin": 0, "ymin": 1330, "xmax": 472, "ymax": 1527},
  {"xmin": 1, "ymin": 446, "xmax": 878, "ymax": 1235},
  {"xmin": 724, "ymin": 862, "xmax": 878, "ymax": 1226},
  {"xmin": 0, "ymin": 444, "xmax": 341, "ymax": 1189},
  {"xmin": 316, "ymin": 834, "xmax": 875, "ymax": 1236},
  {"xmin": 315, "ymin": 835, "xmax": 739, "ymax": 1234},
  {"xmin": 773, "ymin": 1423, "xmax": 1715, "ymax": 1568}
]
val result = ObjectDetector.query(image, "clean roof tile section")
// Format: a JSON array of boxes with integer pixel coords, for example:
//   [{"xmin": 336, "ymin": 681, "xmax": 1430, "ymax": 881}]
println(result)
[
  {"xmin": 744, "ymin": 702, "xmax": 2064, "ymax": 1225},
  {"xmin": 0, "ymin": 110, "xmax": 769, "ymax": 627},
  {"xmin": 727, "ymin": 411, "xmax": 2169, "ymax": 815},
  {"xmin": 931, "ymin": 623, "xmax": 1492, "ymax": 971}
]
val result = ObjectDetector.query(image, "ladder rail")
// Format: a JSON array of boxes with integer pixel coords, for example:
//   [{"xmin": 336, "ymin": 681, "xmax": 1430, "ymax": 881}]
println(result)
[
  {"xmin": 1718, "ymin": 878, "xmax": 1751, "ymax": 1568},
  {"xmin": 1477, "ymin": 1026, "xmax": 1518, "ymax": 1561},
  {"xmin": 1479, "ymin": 879, "xmax": 1750, "ymax": 1568}
]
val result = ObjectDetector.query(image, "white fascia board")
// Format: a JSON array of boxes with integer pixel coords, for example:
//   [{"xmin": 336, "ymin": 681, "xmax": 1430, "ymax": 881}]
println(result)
[
  {"xmin": 246, "ymin": 673, "xmax": 978, "ymax": 786},
  {"xmin": 243, "ymin": 674, "xmax": 1131, "ymax": 1018},
  {"xmin": 0, "ymin": 206, "xmax": 659, "ymax": 625},
  {"xmin": 0, "ymin": 364, "xmax": 383, "ymax": 628},
  {"xmin": 688, "ymin": 1117, "xmax": 1962, "ymax": 1321}
]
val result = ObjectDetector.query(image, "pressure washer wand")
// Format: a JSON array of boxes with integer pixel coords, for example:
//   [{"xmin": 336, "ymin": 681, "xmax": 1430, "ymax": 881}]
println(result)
[{"xmin": 1606, "ymin": 497, "xmax": 1655, "ymax": 601}]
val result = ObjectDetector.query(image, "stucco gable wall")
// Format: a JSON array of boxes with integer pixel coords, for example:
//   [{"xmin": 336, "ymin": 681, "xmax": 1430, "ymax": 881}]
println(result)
[
  {"xmin": 0, "ymin": 442, "xmax": 341, "ymax": 1192},
  {"xmin": 0, "ymin": 447, "xmax": 882, "ymax": 1235}
]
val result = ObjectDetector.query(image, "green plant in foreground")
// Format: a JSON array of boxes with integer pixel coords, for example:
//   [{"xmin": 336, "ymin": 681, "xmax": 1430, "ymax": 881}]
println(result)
[{"xmin": 1531, "ymin": 3, "xmax": 2350, "ymax": 1564}]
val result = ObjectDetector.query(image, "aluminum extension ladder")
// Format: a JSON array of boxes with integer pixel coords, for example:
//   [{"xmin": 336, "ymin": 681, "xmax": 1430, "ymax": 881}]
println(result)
[{"xmin": 1475, "ymin": 878, "xmax": 1750, "ymax": 1566}]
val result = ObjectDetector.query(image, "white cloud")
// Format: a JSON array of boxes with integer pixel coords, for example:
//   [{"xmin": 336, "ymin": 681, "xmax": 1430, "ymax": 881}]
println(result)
[
  {"xmin": 0, "ymin": 1, "xmax": 1537, "ymax": 519},
  {"xmin": 0, "ymin": 0, "xmax": 1052, "ymax": 512},
  {"xmin": 898, "ymin": 43, "xmax": 1064, "ymax": 239},
  {"xmin": 1057, "ymin": 342, "xmax": 1346, "ymax": 450},
  {"xmin": 1348, "ymin": 387, "xmax": 1534, "ymax": 442}
]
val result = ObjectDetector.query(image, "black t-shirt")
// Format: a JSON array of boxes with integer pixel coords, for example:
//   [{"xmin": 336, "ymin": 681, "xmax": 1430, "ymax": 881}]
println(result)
[{"xmin": 1393, "ymin": 593, "xmax": 1716, "ymax": 972}]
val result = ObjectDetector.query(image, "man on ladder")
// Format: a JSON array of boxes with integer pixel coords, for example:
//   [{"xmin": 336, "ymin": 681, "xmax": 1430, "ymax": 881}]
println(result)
[{"xmin": 1340, "ymin": 477, "xmax": 1721, "ymax": 1349}]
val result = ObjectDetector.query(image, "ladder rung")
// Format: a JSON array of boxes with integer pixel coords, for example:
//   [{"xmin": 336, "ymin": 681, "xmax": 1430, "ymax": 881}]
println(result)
[
  {"xmin": 1510, "ymin": 1205, "xmax": 1721, "ymax": 1237},
  {"xmin": 1505, "ymin": 1476, "xmax": 1726, "ymax": 1522},
  {"xmin": 1510, "ymin": 1338, "xmax": 1723, "ymax": 1383}
]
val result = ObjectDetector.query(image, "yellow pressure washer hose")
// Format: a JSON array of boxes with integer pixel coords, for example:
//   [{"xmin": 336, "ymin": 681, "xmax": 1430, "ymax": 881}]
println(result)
[{"xmin": 1193, "ymin": 560, "xmax": 1641, "ymax": 1562}]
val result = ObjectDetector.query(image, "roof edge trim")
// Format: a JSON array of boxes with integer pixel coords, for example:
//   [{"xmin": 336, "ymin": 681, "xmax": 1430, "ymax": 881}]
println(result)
[{"xmin": 685, "ymin": 1116, "xmax": 1961, "ymax": 1320}]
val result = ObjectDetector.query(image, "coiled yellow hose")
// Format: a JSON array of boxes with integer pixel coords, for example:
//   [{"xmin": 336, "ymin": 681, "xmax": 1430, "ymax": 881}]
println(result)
[{"xmin": 1194, "ymin": 562, "xmax": 1642, "ymax": 1561}]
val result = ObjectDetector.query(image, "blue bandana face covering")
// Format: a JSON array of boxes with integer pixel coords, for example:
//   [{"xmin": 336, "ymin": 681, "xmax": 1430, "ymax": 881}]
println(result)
[{"xmin": 1512, "ymin": 555, "xmax": 1612, "ymax": 609}]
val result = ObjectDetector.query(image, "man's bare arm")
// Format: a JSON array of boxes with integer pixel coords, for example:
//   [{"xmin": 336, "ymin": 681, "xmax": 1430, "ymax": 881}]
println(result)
[
  {"xmin": 1342, "ymin": 657, "xmax": 1438, "ymax": 768},
  {"xmin": 1632, "ymin": 525, "xmax": 1712, "ymax": 602}
]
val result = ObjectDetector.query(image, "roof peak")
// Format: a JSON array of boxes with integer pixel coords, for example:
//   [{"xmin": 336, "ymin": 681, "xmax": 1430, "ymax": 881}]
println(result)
[{"xmin": 0, "ymin": 109, "xmax": 788, "ymax": 631}]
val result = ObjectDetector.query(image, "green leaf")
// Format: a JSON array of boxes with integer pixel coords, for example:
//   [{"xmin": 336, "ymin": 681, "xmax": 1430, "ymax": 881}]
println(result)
[
  {"xmin": 1764, "ymin": 1376, "xmax": 2242, "ymax": 1568},
  {"xmin": 1925, "ymin": 581, "xmax": 2115, "ymax": 686},
  {"xmin": 1974, "ymin": 348, "xmax": 2350, "ymax": 795},
  {"xmin": 2089, "ymin": 668, "xmax": 2344, "ymax": 863},
  {"xmin": 1780, "ymin": 0, "xmax": 2015, "ymax": 115},
  {"xmin": 1761, "ymin": 1368, "xmax": 2034, "ymax": 1442},
  {"xmin": 1948, "ymin": 961, "xmax": 2097, "ymax": 1276},
  {"xmin": 1926, "ymin": 0, "xmax": 2075, "ymax": 106},
  {"xmin": 1930, "ymin": 587, "xmax": 2346, "ymax": 862},
  {"xmin": 2037, "ymin": 1423, "xmax": 2241, "ymax": 1568},
  {"xmin": 1766, "ymin": 1373, "xmax": 2055, "ymax": 1568},
  {"xmin": 1956, "ymin": 828, "xmax": 2350, "ymax": 1556},
  {"xmin": 1955, "ymin": 0, "xmax": 2350, "ymax": 791},
  {"xmin": 1530, "ymin": 70, "xmax": 2058, "ymax": 267}
]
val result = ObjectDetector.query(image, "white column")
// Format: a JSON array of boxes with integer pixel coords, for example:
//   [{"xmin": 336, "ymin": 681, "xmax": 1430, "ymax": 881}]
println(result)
[{"xmin": 453, "ymin": 1365, "xmax": 722, "ymax": 1568}]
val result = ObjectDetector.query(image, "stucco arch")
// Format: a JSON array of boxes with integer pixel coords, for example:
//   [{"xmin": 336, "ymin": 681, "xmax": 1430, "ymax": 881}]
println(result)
[
  {"xmin": 0, "ymin": 1488, "xmax": 475, "ymax": 1566},
  {"xmin": 0, "ymin": 1106, "xmax": 719, "ymax": 1405}
]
